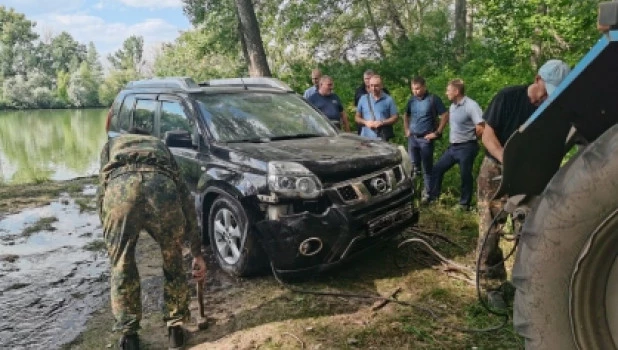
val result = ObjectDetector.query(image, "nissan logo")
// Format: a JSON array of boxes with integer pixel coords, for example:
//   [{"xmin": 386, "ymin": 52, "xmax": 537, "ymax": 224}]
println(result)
[{"xmin": 370, "ymin": 177, "xmax": 388, "ymax": 193}]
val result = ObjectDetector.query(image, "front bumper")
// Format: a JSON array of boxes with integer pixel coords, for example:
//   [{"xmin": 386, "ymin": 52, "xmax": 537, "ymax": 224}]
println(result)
[{"xmin": 255, "ymin": 180, "xmax": 417, "ymax": 274}]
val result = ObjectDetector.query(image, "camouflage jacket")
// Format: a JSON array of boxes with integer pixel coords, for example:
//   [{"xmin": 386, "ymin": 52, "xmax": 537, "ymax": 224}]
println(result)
[{"xmin": 97, "ymin": 134, "xmax": 201, "ymax": 256}]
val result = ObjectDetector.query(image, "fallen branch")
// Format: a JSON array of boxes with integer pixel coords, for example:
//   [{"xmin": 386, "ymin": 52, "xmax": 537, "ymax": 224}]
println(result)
[
  {"xmin": 372, "ymin": 287, "xmax": 403, "ymax": 311},
  {"xmin": 282, "ymin": 332, "xmax": 305, "ymax": 349}
]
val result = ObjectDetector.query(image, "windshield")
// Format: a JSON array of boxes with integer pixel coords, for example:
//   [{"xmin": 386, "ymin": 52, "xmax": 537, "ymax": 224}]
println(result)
[{"xmin": 195, "ymin": 92, "xmax": 337, "ymax": 142}]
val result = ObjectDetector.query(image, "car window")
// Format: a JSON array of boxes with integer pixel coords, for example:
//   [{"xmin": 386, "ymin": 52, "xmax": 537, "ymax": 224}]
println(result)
[
  {"xmin": 160, "ymin": 101, "xmax": 192, "ymax": 137},
  {"xmin": 195, "ymin": 92, "xmax": 336, "ymax": 142},
  {"xmin": 118, "ymin": 95, "xmax": 135, "ymax": 131},
  {"xmin": 133, "ymin": 99, "xmax": 156, "ymax": 133}
]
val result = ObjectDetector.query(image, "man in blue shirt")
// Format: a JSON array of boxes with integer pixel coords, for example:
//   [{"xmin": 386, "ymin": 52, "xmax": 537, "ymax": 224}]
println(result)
[
  {"xmin": 354, "ymin": 75, "xmax": 398, "ymax": 140},
  {"xmin": 303, "ymin": 68, "xmax": 321, "ymax": 99},
  {"xmin": 307, "ymin": 76, "xmax": 350, "ymax": 131},
  {"xmin": 403, "ymin": 76, "xmax": 448, "ymax": 200},
  {"xmin": 427, "ymin": 79, "xmax": 484, "ymax": 210}
]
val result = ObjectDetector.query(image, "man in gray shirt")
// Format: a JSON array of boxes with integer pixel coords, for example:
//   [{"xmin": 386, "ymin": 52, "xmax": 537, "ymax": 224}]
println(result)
[{"xmin": 427, "ymin": 79, "xmax": 484, "ymax": 210}]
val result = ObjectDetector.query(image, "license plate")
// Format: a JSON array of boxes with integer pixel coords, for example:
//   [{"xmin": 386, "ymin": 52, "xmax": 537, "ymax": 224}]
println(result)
[{"xmin": 367, "ymin": 207, "xmax": 414, "ymax": 236}]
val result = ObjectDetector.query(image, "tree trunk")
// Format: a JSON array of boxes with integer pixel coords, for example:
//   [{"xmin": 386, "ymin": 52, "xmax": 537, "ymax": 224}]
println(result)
[
  {"xmin": 466, "ymin": 1, "xmax": 474, "ymax": 41},
  {"xmin": 454, "ymin": 0, "xmax": 467, "ymax": 54},
  {"xmin": 384, "ymin": 0, "xmax": 409, "ymax": 42},
  {"xmin": 234, "ymin": 0, "xmax": 271, "ymax": 77},
  {"xmin": 363, "ymin": 0, "xmax": 386, "ymax": 58},
  {"xmin": 234, "ymin": 6, "xmax": 251, "ymax": 72}
]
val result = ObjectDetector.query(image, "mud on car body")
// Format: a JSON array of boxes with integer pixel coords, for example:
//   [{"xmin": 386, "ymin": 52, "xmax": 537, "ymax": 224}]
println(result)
[{"xmin": 106, "ymin": 77, "xmax": 418, "ymax": 276}]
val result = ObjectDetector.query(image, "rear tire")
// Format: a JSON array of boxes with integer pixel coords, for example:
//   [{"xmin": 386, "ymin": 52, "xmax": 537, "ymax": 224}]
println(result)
[
  {"xmin": 208, "ymin": 193, "xmax": 265, "ymax": 277},
  {"xmin": 512, "ymin": 125, "xmax": 618, "ymax": 349}
]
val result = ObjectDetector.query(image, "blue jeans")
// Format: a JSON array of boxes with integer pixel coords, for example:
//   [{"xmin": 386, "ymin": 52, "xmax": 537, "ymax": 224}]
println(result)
[
  {"xmin": 429, "ymin": 141, "xmax": 479, "ymax": 206},
  {"xmin": 407, "ymin": 136, "xmax": 434, "ymax": 194}
]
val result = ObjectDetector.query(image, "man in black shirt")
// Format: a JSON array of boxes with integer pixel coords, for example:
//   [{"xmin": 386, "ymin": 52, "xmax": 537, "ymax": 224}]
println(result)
[{"xmin": 477, "ymin": 59, "xmax": 570, "ymax": 282}]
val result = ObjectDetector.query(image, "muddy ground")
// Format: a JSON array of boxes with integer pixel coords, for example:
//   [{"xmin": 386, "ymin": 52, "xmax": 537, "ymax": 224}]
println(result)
[{"xmin": 0, "ymin": 177, "xmax": 522, "ymax": 350}]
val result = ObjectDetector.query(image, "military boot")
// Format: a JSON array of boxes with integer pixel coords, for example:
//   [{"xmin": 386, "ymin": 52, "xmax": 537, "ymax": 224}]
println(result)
[
  {"xmin": 168, "ymin": 325, "xmax": 185, "ymax": 350},
  {"xmin": 118, "ymin": 334, "xmax": 139, "ymax": 350}
]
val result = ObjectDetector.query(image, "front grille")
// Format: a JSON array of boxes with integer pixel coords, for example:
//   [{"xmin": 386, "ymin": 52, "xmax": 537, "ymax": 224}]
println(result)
[
  {"xmin": 362, "ymin": 173, "xmax": 389, "ymax": 196},
  {"xmin": 331, "ymin": 165, "xmax": 407, "ymax": 204},
  {"xmin": 337, "ymin": 185, "xmax": 358, "ymax": 201},
  {"xmin": 393, "ymin": 166, "xmax": 403, "ymax": 183}
]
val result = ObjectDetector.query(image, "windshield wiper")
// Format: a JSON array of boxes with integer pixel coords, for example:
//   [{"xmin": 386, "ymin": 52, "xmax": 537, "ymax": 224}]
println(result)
[
  {"xmin": 224, "ymin": 137, "xmax": 271, "ymax": 143},
  {"xmin": 269, "ymin": 133, "xmax": 323, "ymax": 141}
]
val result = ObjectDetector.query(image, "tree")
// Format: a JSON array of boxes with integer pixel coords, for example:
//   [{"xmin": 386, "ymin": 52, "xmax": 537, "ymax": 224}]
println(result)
[
  {"xmin": 86, "ymin": 42, "xmax": 103, "ymax": 83},
  {"xmin": 154, "ymin": 30, "xmax": 245, "ymax": 81},
  {"xmin": 108, "ymin": 35, "xmax": 144, "ymax": 72},
  {"xmin": 98, "ymin": 69, "xmax": 140, "ymax": 107},
  {"xmin": 473, "ymin": 0, "xmax": 600, "ymax": 67},
  {"xmin": 454, "ymin": 0, "xmax": 467, "ymax": 54},
  {"xmin": 49, "ymin": 32, "xmax": 87, "ymax": 73},
  {"xmin": 0, "ymin": 6, "xmax": 38, "ymax": 77},
  {"xmin": 235, "ymin": 0, "xmax": 271, "ymax": 76},
  {"xmin": 68, "ymin": 61, "xmax": 100, "ymax": 107}
]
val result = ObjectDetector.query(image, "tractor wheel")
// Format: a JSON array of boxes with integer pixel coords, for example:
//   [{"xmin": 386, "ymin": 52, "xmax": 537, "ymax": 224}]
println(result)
[{"xmin": 513, "ymin": 124, "xmax": 618, "ymax": 349}]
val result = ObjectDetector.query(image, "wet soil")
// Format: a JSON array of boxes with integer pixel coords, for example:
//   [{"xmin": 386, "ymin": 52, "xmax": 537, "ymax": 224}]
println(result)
[{"xmin": 0, "ymin": 179, "xmax": 108, "ymax": 349}]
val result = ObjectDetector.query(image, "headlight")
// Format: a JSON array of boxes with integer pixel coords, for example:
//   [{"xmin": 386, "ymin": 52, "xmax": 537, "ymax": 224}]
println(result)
[
  {"xmin": 268, "ymin": 161, "xmax": 322, "ymax": 198},
  {"xmin": 398, "ymin": 146, "xmax": 413, "ymax": 177}
]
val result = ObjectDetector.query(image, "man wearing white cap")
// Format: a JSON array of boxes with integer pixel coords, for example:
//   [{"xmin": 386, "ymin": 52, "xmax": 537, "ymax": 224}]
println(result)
[{"xmin": 477, "ymin": 59, "xmax": 571, "ymax": 284}]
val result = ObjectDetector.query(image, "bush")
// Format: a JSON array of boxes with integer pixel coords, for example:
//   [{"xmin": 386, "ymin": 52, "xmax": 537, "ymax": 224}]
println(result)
[{"xmin": 32, "ymin": 87, "xmax": 54, "ymax": 109}]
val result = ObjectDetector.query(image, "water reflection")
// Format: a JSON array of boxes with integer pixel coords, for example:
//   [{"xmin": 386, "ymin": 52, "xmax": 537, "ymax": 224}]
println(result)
[{"xmin": 0, "ymin": 109, "xmax": 108, "ymax": 184}]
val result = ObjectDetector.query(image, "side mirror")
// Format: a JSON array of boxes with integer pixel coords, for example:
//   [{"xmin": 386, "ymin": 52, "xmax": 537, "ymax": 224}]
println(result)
[{"xmin": 164, "ymin": 129, "xmax": 193, "ymax": 148}]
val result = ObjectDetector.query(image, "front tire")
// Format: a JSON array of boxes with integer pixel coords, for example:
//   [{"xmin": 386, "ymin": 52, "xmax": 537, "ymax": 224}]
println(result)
[
  {"xmin": 512, "ymin": 125, "xmax": 618, "ymax": 349},
  {"xmin": 208, "ymin": 193, "xmax": 265, "ymax": 276}
]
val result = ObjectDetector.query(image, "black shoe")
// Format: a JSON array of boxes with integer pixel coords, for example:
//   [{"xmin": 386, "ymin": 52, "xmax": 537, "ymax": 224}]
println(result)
[
  {"xmin": 168, "ymin": 325, "xmax": 185, "ymax": 350},
  {"xmin": 118, "ymin": 334, "xmax": 139, "ymax": 350}
]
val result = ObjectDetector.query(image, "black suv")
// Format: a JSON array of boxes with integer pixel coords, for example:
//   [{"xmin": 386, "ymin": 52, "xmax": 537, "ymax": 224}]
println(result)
[{"xmin": 106, "ymin": 77, "xmax": 418, "ymax": 276}]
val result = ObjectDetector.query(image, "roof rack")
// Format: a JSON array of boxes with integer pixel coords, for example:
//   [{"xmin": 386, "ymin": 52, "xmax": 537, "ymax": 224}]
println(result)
[
  {"xmin": 200, "ymin": 77, "xmax": 294, "ymax": 92},
  {"xmin": 125, "ymin": 77, "xmax": 200, "ymax": 90}
]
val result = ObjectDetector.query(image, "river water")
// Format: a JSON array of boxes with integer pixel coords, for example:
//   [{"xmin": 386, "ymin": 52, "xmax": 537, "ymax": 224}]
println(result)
[
  {"xmin": 0, "ymin": 109, "xmax": 108, "ymax": 185},
  {"xmin": 0, "ymin": 109, "xmax": 109, "ymax": 349}
]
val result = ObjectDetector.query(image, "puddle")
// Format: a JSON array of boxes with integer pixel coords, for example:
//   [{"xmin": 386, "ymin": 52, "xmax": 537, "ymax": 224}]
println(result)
[{"xmin": 0, "ymin": 194, "xmax": 109, "ymax": 349}]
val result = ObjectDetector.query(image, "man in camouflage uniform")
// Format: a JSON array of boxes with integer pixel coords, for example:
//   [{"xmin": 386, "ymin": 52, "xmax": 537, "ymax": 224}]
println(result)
[{"xmin": 97, "ymin": 129, "xmax": 206, "ymax": 350}]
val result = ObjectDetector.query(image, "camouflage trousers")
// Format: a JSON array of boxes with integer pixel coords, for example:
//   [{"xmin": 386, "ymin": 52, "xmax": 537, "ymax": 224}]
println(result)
[
  {"xmin": 476, "ymin": 157, "xmax": 507, "ymax": 281},
  {"xmin": 101, "ymin": 171, "xmax": 191, "ymax": 335}
]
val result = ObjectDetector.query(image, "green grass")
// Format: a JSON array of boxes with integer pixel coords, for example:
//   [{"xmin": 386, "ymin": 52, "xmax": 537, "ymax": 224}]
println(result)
[
  {"xmin": 83, "ymin": 239, "xmax": 106, "ymax": 252},
  {"xmin": 22, "ymin": 216, "xmax": 58, "ymax": 237}
]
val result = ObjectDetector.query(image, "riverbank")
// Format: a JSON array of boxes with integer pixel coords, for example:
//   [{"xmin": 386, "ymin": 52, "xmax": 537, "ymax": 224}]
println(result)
[{"xmin": 0, "ymin": 178, "xmax": 522, "ymax": 349}]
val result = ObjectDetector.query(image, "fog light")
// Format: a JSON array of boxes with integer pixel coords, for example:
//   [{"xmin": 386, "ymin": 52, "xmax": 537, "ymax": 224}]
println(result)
[{"xmin": 298, "ymin": 237, "xmax": 323, "ymax": 256}]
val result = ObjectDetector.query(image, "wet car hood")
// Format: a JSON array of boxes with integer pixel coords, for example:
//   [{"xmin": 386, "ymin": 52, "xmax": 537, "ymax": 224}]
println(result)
[{"xmin": 215, "ymin": 134, "xmax": 402, "ymax": 183}]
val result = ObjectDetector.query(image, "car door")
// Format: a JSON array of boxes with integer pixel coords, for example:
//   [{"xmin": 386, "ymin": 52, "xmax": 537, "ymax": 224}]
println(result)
[{"xmin": 157, "ymin": 95, "xmax": 203, "ymax": 192}]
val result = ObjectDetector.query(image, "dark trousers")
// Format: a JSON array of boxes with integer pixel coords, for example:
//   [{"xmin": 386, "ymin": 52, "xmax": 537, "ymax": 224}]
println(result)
[
  {"xmin": 429, "ymin": 141, "xmax": 479, "ymax": 206},
  {"xmin": 407, "ymin": 136, "xmax": 434, "ymax": 194}
]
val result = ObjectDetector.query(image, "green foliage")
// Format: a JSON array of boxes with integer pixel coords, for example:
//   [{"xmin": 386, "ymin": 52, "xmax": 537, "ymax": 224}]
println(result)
[
  {"xmin": 98, "ymin": 69, "xmax": 140, "ymax": 107},
  {"xmin": 154, "ymin": 29, "xmax": 245, "ymax": 81},
  {"xmin": 107, "ymin": 35, "xmax": 144, "ymax": 72},
  {"xmin": 56, "ymin": 70, "xmax": 71, "ymax": 105},
  {"xmin": 0, "ymin": 6, "xmax": 38, "ymax": 77},
  {"xmin": 68, "ymin": 61, "xmax": 100, "ymax": 107}
]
